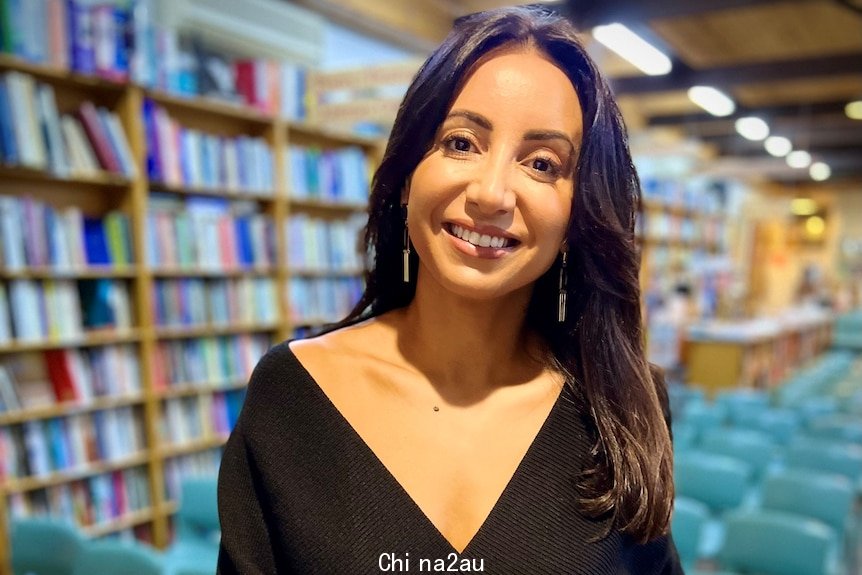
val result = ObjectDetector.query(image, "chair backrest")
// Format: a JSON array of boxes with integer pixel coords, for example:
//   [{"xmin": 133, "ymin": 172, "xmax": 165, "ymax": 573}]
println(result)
[
  {"xmin": 671, "ymin": 422, "xmax": 698, "ymax": 453},
  {"xmin": 785, "ymin": 439, "xmax": 862, "ymax": 483},
  {"xmin": 674, "ymin": 451, "xmax": 752, "ymax": 513},
  {"xmin": 719, "ymin": 509, "xmax": 836, "ymax": 575},
  {"xmin": 699, "ymin": 428, "xmax": 776, "ymax": 478},
  {"xmin": 71, "ymin": 540, "xmax": 164, "ymax": 575},
  {"xmin": 671, "ymin": 497, "xmax": 709, "ymax": 566},
  {"xmin": 806, "ymin": 414, "xmax": 862, "ymax": 444},
  {"xmin": 176, "ymin": 476, "xmax": 220, "ymax": 544},
  {"xmin": 754, "ymin": 408, "xmax": 801, "ymax": 445},
  {"xmin": 11, "ymin": 517, "xmax": 86, "ymax": 575},
  {"xmin": 680, "ymin": 402, "xmax": 727, "ymax": 435},
  {"xmin": 761, "ymin": 468, "xmax": 854, "ymax": 535}
]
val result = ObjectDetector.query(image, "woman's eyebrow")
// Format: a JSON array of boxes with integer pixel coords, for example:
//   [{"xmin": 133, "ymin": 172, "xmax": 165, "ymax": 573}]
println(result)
[
  {"xmin": 524, "ymin": 130, "xmax": 578, "ymax": 155},
  {"xmin": 445, "ymin": 110, "xmax": 492, "ymax": 130}
]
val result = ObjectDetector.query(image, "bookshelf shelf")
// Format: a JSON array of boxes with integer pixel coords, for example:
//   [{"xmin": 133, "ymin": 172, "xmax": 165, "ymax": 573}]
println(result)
[
  {"xmin": 145, "ymin": 89, "xmax": 273, "ymax": 126},
  {"xmin": 0, "ymin": 266, "xmax": 139, "ymax": 280},
  {"xmin": 150, "ymin": 266, "xmax": 277, "ymax": 278},
  {"xmin": 153, "ymin": 322, "xmax": 280, "ymax": 340},
  {"xmin": 159, "ymin": 435, "xmax": 229, "ymax": 459},
  {"xmin": 288, "ymin": 198, "xmax": 368, "ymax": 212},
  {"xmin": 148, "ymin": 181, "xmax": 278, "ymax": 202},
  {"xmin": 0, "ymin": 330, "xmax": 142, "ymax": 354},
  {"xmin": 290, "ymin": 267, "xmax": 365, "ymax": 278},
  {"xmin": 3, "ymin": 452, "xmax": 150, "ymax": 494},
  {"xmin": 0, "ymin": 394, "xmax": 145, "ymax": 426},
  {"xmin": 0, "ymin": 54, "xmax": 126, "ymax": 94},
  {"xmin": 0, "ymin": 166, "xmax": 132, "ymax": 189},
  {"xmin": 82, "ymin": 508, "xmax": 156, "ymax": 538},
  {"xmin": 286, "ymin": 120, "xmax": 380, "ymax": 148},
  {"xmin": 157, "ymin": 380, "xmax": 247, "ymax": 400}
]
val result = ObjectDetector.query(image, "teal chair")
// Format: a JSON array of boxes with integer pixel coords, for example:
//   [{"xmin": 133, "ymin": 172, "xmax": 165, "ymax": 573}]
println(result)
[
  {"xmin": 761, "ymin": 469, "xmax": 854, "ymax": 541},
  {"xmin": 680, "ymin": 402, "xmax": 727, "ymax": 436},
  {"xmin": 806, "ymin": 414, "xmax": 862, "ymax": 444},
  {"xmin": 785, "ymin": 439, "xmax": 862, "ymax": 487},
  {"xmin": 675, "ymin": 451, "xmax": 752, "ymax": 513},
  {"xmin": 715, "ymin": 389, "xmax": 770, "ymax": 426},
  {"xmin": 163, "ymin": 477, "xmax": 220, "ymax": 575},
  {"xmin": 671, "ymin": 497, "xmax": 709, "ymax": 571},
  {"xmin": 717, "ymin": 509, "xmax": 837, "ymax": 575},
  {"xmin": 71, "ymin": 540, "xmax": 164, "ymax": 575},
  {"xmin": 10, "ymin": 517, "xmax": 86, "ymax": 575},
  {"xmin": 753, "ymin": 408, "xmax": 801, "ymax": 445},
  {"xmin": 671, "ymin": 422, "xmax": 698, "ymax": 453},
  {"xmin": 698, "ymin": 428, "xmax": 776, "ymax": 479}
]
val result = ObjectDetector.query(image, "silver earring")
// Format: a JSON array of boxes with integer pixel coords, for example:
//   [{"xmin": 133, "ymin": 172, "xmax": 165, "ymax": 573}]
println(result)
[
  {"xmin": 402, "ymin": 204, "xmax": 410, "ymax": 283},
  {"xmin": 558, "ymin": 251, "xmax": 568, "ymax": 323}
]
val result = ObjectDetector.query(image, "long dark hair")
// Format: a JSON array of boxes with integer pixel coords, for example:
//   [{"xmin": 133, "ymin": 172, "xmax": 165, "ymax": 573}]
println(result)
[{"xmin": 339, "ymin": 6, "xmax": 673, "ymax": 543}]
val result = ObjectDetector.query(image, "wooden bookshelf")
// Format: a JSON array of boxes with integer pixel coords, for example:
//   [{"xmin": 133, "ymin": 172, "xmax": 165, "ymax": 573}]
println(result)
[{"xmin": 0, "ymin": 54, "xmax": 382, "ymax": 571}]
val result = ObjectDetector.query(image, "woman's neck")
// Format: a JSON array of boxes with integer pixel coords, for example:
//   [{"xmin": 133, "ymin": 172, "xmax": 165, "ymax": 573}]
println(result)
[{"xmin": 387, "ymin": 271, "xmax": 547, "ymax": 402}]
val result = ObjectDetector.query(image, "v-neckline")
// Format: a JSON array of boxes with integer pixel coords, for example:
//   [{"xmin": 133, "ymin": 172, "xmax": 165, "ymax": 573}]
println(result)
[{"xmin": 284, "ymin": 344, "xmax": 566, "ymax": 556}]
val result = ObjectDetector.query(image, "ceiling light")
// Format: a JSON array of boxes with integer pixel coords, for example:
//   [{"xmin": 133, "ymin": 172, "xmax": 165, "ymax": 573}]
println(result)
[
  {"xmin": 809, "ymin": 162, "xmax": 831, "ymax": 181},
  {"xmin": 592, "ymin": 23, "xmax": 672, "ymax": 76},
  {"xmin": 687, "ymin": 86, "xmax": 735, "ymax": 117},
  {"xmin": 846, "ymin": 100, "xmax": 862, "ymax": 120},
  {"xmin": 786, "ymin": 150, "xmax": 812, "ymax": 169},
  {"xmin": 764, "ymin": 136, "xmax": 792, "ymax": 157},
  {"xmin": 791, "ymin": 198, "xmax": 818, "ymax": 216},
  {"xmin": 734, "ymin": 117, "xmax": 770, "ymax": 141},
  {"xmin": 805, "ymin": 215, "xmax": 825, "ymax": 237}
]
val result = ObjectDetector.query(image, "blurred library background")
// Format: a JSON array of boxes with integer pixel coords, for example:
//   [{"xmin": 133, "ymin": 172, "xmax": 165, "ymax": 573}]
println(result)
[{"xmin": 0, "ymin": 0, "xmax": 860, "ymax": 574}]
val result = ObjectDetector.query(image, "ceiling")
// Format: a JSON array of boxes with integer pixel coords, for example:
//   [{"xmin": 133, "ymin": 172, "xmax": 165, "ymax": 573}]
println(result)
[{"xmin": 294, "ymin": 0, "xmax": 862, "ymax": 186}]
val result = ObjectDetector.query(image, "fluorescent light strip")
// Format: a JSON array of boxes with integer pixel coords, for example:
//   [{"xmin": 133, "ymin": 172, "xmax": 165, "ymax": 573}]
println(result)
[
  {"xmin": 688, "ymin": 86, "xmax": 735, "ymax": 117},
  {"xmin": 846, "ymin": 100, "xmax": 862, "ymax": 120},
  {"xmin": 592, "ymin": 23, "xmax": 672, "ymax": 76}
]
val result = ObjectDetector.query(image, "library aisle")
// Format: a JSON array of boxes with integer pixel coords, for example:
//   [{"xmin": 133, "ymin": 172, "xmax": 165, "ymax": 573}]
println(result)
[{"xmin": 1, "ymin": 1, "xmax": 861, "ymax": 575}]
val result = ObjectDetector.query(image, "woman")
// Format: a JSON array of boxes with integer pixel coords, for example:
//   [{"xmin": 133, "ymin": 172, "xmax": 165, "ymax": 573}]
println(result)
[{"xmin": 218, "ymin": 6, "xmax": 680, "ymax": 574}]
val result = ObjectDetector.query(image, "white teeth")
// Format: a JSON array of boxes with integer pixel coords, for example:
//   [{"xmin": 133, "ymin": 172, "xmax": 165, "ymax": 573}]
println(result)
[{"xmin": 449, "ymin": 224, "xmax": 509, "ymax": 248}]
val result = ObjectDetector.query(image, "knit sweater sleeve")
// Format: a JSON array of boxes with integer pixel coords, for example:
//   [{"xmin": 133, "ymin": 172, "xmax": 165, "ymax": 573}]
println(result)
[{"xmin": 216, "ymin": 350, "xmax": 284, "ymax": 575}]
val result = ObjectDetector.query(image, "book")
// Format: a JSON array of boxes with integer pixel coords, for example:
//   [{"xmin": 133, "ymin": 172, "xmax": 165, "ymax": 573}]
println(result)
[{"xmin": 78, "ymin": 101, "xmax": 121, "ymax": 173}]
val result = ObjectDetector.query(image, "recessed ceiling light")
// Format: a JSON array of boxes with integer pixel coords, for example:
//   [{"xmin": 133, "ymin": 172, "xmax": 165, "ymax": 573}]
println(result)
[
  {"xmin": 592, "ymin": 23, "xmax": 672, "ymax": 76},
  {"xmin": 786, "ymin": 150, "xmax": 812, "ymax": 169},
  {"xmin": 791, "ymin": 198, "xmax": 818, "ymax": 216},
  {"xmin": 846, "ymin": 100, "xmax": 862, "ymax": 120},
  {"xmin": 809, "ymin": 162, "xmax": 831, "ymax": 181},
  {"xmin": 687, "ymin": 86, "xmax": 735, "ymax": 117},
  {"xmin": 764, "ymin": 136, "xmax": 792, "ymax": 157},
  {"xmin": 734, "ymin": 117, "xmax": 770, "ymax": 141}
]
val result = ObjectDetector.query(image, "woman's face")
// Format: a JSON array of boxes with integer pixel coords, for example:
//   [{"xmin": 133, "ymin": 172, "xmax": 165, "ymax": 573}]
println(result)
[{"xmin": 405, "ymin": 47, "xmax": 583, "ymax": 302}]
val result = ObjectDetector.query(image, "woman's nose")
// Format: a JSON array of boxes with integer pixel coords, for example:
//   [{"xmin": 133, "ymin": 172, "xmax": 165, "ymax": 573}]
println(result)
[{"xmin": 465, "ymin": 154, "xmax": 516, "ymax": 215}]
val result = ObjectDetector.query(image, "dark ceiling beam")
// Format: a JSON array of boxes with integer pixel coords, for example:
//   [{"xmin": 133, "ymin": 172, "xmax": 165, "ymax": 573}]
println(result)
[
  {"xmin": 608, "ymin": 52, "xmax": 862, "ymax": 94},
  {"xmin": 563, "ymin": 0, "xmax": 778, "ymax": 28}
]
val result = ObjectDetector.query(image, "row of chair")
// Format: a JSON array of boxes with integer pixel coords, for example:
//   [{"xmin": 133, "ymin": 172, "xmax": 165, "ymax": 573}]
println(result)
[
  {"xmin": 669, "ymin": 349, "xmax": 862, "ymax": 574},
  {"xmin": 11, "ymin": 477, "xmax": 220, "ymax": 575}
]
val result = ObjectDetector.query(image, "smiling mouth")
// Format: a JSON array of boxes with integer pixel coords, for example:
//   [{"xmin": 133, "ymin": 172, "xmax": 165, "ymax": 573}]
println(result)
[{"xmin": 444, "ymin": 223, "xmax": 520, "ymax": 249}]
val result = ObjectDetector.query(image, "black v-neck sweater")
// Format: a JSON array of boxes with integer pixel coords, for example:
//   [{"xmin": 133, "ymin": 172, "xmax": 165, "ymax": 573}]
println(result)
[{"xmin": 217, "ymin": 341, "xmax": 683, "ymax": 574}]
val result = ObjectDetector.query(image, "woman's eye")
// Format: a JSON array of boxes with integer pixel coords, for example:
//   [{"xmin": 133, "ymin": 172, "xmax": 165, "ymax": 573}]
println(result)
[
  {"xmin": 531, "ymin": 157, "xmax": 560, "ymax": 175},
  {"xmin": 444, "ymin": 136, "xmax": 473, "ymax": 153}
]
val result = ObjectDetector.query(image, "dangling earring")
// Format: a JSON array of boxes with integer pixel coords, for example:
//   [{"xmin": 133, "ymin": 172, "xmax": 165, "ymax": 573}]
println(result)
[
  {"xmin": 402, "ymin": 204, "xmax": 410, "ymax": 283},
  {"xmin": 558, "ymin": 250, "xmax": 568, "ymax": 323}
]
